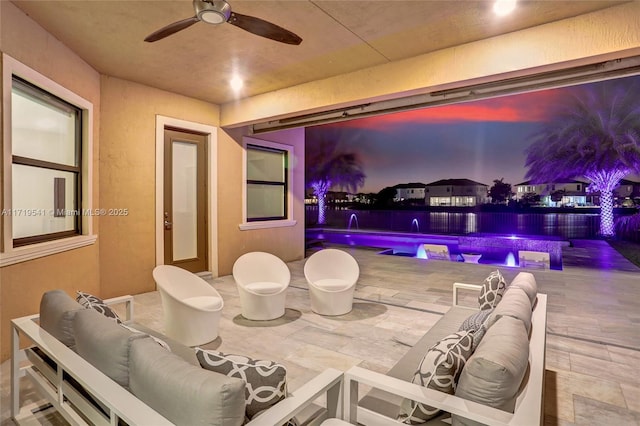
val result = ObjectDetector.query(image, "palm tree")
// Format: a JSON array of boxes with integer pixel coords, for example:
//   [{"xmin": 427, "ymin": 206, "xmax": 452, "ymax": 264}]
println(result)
[
  {"xmin": 525, "ymin": 78, "xmax": 640, "ymax": 236},
  {"xmin": 306, "ymin": 137, "xmax": 365, "ymax": 225}
]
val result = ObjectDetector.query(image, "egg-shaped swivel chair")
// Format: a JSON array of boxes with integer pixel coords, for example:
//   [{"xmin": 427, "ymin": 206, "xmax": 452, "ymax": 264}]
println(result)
[
  {"xmin": 152, "ymin": 265, "xmax": 224, "ymax": 346},
  {"xmin": 232, "ymin": 252, "xmax": 291, "ymax": 321},
  {"xmin": 304, "ymin": 249, "xmax": 360, "ymax": 316}
]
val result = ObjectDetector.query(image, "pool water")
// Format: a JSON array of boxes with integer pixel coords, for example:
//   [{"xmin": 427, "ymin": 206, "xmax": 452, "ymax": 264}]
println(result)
[{"xmin": 306, "ymin": 228, "xmax": 561, "ymax": 269}]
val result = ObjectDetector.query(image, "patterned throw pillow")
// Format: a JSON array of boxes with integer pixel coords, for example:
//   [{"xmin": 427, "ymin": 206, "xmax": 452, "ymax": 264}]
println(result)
[
  {"xmin": 76, "ymin": 291, "xmax": 122, "ymax": 324},
  {"xmin": 478, "ymin": 270, "xmax": 507, "ymax": 310},
  {"xmin": 195, "ymin": 348, "xmax": 287, "ymax": 419},
  {"xmin": 458, "ymin": 309, "xmax": 493, "ymax": 352},
  {"xmin": 398, "ymin": 331, "xmax": 474, "ymax": 424}
]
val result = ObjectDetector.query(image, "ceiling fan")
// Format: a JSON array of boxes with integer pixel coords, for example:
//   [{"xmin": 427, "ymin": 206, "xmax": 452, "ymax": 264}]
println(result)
[{"xmin": 144, "ymin": 0, "xmax": 302, "ymax": 45}]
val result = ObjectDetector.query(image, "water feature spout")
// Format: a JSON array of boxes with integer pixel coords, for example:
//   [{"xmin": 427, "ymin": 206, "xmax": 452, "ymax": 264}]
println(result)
[
  {"xmin": 411, "ymin": 218, "xmax": 420, "ymax": 233},
  {"xmin": 347, "ymin": 213, "xmax": 359, "ymax": 230},
  {"xmin": 505, "ymin": 252, "xmax": 517, "ymax": 267}
]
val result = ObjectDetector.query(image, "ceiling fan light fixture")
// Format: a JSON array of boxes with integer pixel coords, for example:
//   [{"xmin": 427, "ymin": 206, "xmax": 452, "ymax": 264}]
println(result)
[
  {"xmin": 199, "ymin": 10, "xmax": 225, "ymax": 24},
  {"xmin": 145, "ymin": 0, "xmax": 302, "ymax": 44},
  {"xmin": 195, "ymin": 0, "xmax": 231, "ymax": 25}
]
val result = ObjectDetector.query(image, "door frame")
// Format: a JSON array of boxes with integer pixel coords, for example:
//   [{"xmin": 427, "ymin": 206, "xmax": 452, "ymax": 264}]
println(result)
[{"xmin": 155, "ymin": 116, "xmax": 218, "ymax": 277}]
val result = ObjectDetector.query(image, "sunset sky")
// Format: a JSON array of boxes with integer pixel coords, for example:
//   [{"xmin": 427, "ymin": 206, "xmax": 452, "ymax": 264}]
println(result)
[{"xmin": 306, "ymin": 75, "xmax": 640, "ymax": 194}]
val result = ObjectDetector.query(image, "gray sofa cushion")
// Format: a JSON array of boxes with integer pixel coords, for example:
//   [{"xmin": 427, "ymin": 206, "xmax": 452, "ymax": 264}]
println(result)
[
  {"xmin": 509, "ymin": 272, "xmax": 537, "ymax": 306},
  {"xmin": 73, "ymin": 308, "xmax": 147, "ymax": 389},
  {"xmin": 452, "ymin": 316, "xmax": 529, "ymax": 426},
  {"xmin": 129, "ymin": 338, "xmax": 246, "ymax": 426},
  {"xmin": 126, "ymin": 322, "xmax": 200, "ymax": 366},
  {"xmin": 487, "ymin": 287, "xmax": 533, "ymax": 333},
  {"xmin": 40, "ymin": 289, "xmax": 84, "ymax": 348},
  {"xmin": 120, "ymin": 323, "xmax": 172, "ymax": 351}
]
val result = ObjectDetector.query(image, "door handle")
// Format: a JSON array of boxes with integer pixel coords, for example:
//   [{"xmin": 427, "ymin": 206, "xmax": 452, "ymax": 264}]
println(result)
[{"xmin": 164, "ymin": 220, "xmax": 172, "ymax": 230}]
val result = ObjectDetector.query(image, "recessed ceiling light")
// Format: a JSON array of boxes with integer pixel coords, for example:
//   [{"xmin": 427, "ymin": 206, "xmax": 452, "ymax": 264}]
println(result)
[
  {"xmin": 493, "ymin": 0, "xmax": 516, "ymax": 16},
  {"xmin": 230, "ymin": 75, "xmax": 243, "ymax": 92}
]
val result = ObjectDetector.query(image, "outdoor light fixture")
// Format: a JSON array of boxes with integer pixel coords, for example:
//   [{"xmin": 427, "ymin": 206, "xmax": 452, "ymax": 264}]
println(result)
[
  {"xmin": 493, "ymin": 0, "xmax": 516, "ymax": 16},
  {"xmin": 230, "ymin": 75, "xmax": 243, "ymax": 91}
]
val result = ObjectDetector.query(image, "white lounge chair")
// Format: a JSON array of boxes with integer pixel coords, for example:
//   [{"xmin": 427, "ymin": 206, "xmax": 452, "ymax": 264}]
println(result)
[
  {"xmin": 152, "ymin": 265, "xmax": 224, "ymax": 346},
  {"xmin": 232, "ymin": 252, "xmax": 291, "ymax": 320},
  {"xmin": 304, "ymin": 249, "xmax": 359, "ymax": 316}
]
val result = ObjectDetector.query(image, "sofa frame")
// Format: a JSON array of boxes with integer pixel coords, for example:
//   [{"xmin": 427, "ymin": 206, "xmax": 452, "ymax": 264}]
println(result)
[
  {"xmin": 11, "ymin": 295, "xmax": 342, "ymax": 426},
  {"xmin": 342, "ymin": 282, "xmax": 548, "ymax": 426}
]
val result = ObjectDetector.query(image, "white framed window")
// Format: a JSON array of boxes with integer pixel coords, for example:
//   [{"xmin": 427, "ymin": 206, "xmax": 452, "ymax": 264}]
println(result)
[
  {"xmin": 239, "ymin": 137, "xmax": 296, "ymax": 230},
  {"xmin": 1, "ymin": 54, "xmax": 96, "ymax": 267}
]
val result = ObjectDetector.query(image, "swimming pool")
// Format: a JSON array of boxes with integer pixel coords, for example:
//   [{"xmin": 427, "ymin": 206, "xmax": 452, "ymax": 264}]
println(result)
[{"xmin": 306, "ymin": 228, "xmax": 566, "ymax": 270}]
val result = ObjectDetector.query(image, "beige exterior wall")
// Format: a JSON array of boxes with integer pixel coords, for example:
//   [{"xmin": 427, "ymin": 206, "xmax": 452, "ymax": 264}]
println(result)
[
  {"xmin": 99, "ymin": 76, "xmax": 220, "ymax": 298},
  {"xmin": 217, "ymin": 127, "xmax": 306, "ymax": 276},
  {"xmin": 221, "ymin": 1, "xmax": 640, "ymax": 127},
  {"xmin": 0, "ymin": 1, "xmax": 101, "ymax": 361}
]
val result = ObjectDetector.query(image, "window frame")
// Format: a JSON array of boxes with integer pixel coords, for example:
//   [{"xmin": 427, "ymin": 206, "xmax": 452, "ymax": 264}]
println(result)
[
  {"xmin": 239, "ymin": 137, "xmax": 296, "ymax": 230},
  {"xmin": 11, "ymin": 76, "xmax": 83, "ymax": 247},
  {"xmin": 1, "ymin": 54, "xmax": 96, "ymax": 267}
]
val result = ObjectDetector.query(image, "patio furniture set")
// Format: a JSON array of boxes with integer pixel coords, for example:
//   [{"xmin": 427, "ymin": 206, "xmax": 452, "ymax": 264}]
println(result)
[
  {"xmin": 10, "ymin": 248, "xmax": 547, "ymax": 426},
  {"xmin": 152, "ymin": 249, "xmax": 361, "ymax": 348}
]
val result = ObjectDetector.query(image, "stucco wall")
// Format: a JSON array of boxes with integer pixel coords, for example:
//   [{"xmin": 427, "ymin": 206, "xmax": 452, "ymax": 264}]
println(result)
[
  {"xmin": 0, "ymin": 1, "xmax": 101, "ymax": 361},
  {"xmin": 217, "ymin": 127, "xmax": 306, "ymax": 276},
  {"xmin": 99, "ymin": 76, "xmax": 220, "ymax": 298}
]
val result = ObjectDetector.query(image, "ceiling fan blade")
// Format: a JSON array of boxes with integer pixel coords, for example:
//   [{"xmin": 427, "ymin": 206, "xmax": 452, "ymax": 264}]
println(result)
[
  {"xmin": 145, "ymin": 16, "xmax": 200, "ymax": 42},
  {"xmin": 228, "ymin": 12, "xmax": 302, "ymax": 45}
]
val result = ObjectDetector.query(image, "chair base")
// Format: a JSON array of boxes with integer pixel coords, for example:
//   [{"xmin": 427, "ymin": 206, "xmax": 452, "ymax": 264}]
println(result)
[
  {"xmin": 311, "ymin": 306, "xmax": 353, "ymax": 316},
  {"xmin": 240, "ymin": 312, "xmax": 286, "ymax": 321},
  {"xmin": 310, "ymin": 294, "xmax": 353, "ymax": 316}
]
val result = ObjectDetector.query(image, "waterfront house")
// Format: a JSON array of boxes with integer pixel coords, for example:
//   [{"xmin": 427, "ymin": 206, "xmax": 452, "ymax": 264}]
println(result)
[
  {"xmin": 425, "ymin": 179, "xmax": 489, "ymax": 207},
  {"xmin": 515, "ymin": 180, "xmax": 590, "ymax": 207},
  {"xmin": 615, "ymin": 179, "xmax": 640, "ymax": 206},
  {"xmin": 394, "ymin": 183, "xmax": 427, "ymax": 203}
]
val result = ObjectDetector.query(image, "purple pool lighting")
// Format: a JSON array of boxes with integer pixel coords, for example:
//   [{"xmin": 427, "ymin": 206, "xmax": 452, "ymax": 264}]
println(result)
[{"xmin": 306, "ymin": 228, "xmax": 566, "ymax": 270}]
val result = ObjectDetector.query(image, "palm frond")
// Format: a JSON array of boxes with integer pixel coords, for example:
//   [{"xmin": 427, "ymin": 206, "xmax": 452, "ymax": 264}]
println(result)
[{"xmin": 525, "ymin": 78, "xmax": 640, "ymax": 183}]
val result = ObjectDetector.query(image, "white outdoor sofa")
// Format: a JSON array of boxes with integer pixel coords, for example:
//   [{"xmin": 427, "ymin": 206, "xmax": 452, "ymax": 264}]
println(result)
[
  {"xmin": 11, "ymin": 291, "xmax": 342, "ymax": 426},
  {"xmin": 341, "ymin": 272, "xmax": 548, "ymax": 426}
]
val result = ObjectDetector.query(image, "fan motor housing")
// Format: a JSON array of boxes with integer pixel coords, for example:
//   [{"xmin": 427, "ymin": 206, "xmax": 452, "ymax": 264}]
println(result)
[{"xmin": 195, "ymin": 0, "xmax": 231, "ymax": 24}]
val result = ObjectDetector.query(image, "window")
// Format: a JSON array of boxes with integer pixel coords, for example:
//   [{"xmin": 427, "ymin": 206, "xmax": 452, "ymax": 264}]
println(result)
[
  {"xmin": 240, "ymin": 137, "xmax": 296, "ymax": 230},
  {"xmin": 1, "ymin": 54, "xmax": 95, "ymax": 267},
  {"xmin": 246, "ymin": 144, "xmax": 287, "ymax": 221},
  {"xmin": 11, "ymin": 77, "xmax": 82, "ymax": 246}
]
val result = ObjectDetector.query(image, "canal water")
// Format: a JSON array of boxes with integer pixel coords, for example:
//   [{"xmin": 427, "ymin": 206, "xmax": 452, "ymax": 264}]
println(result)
[{"xmin": 307, "ymin": 208, "xmax": 604, "ymax": 239}]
